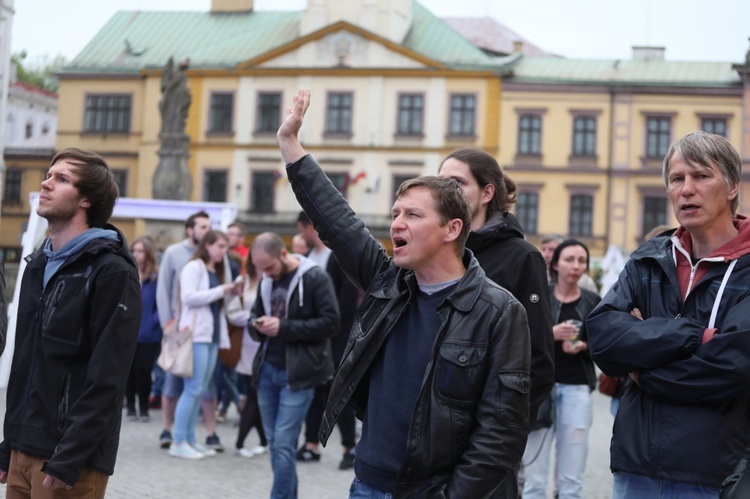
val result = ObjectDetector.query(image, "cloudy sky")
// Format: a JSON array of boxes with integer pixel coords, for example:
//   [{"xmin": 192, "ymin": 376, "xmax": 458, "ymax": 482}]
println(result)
[{"xmin": 12, "ymin": 0, "xmax": 750, "ymax": 65}]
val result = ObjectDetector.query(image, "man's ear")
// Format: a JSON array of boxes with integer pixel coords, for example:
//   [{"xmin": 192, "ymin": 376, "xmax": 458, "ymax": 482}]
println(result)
[
  {"xmin": 80, "ymin": 197, "xmax": 91, "ymax": 209},
  {"xmin": 728, "ymin": 183, "xmax": 739, "ymax": 203},
  {"xmin": 481, "ymin": 183, "xmax": 495, "ymax": 206},
  {"xmin": 444, "ymin": 219, "xmax": 463, "ymax": 243}
]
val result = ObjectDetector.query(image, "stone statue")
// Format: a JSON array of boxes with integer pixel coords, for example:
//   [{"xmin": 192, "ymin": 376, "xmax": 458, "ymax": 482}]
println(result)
[
  {"xmin": 153, "ymin": 57, "xmax": 193, "ymax": 200},
  {"xmin": 159, "ymin": 57, "xmax": 191, "ymax": 134}
]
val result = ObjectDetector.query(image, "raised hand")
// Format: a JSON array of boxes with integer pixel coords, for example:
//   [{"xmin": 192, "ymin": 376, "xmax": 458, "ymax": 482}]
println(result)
[{"xmin": 277, "ymin": 89, "xmax": 311, "ymax": 164}]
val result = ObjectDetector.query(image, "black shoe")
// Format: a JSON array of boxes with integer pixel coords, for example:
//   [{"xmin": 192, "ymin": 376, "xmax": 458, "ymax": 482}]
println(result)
[
  {"xmin": 339, "ymin": 448, "xmax": 355, "ymax": 470},
  {"xmin": 159, "ymin": 429, "xmax": 172, "ymax": 449},
  {"xmin": 296, "ymin": 445, "xmax": 321, "ymax": 462}
]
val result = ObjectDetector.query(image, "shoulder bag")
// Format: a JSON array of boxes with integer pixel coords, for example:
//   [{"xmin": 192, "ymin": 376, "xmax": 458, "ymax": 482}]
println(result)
[
  {"xmin": 157, "ymin": 317, "xmax": 195, "ymax": 378},
  {"xmin": 157, "ymin": 265, "xmax": 201, "ymax": 378}
]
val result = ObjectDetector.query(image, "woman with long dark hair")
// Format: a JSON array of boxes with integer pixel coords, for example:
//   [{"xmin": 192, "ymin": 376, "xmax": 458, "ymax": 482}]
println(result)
[{"xmin": 523, "ymin": 239, "xmax": 600, "ymax": 499}]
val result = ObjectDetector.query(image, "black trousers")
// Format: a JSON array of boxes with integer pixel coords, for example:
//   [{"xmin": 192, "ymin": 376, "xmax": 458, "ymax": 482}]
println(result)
[
  {"xmin": 126, "ymin": 342, "xmax": 160, "ymax": 415},
  {"xmin": 303, "ymin": 380, "xmax": 356, "ymax": 450},
  {"xmin": 236, "ymin": 374, "xmax": 267, "ymax": 449}
]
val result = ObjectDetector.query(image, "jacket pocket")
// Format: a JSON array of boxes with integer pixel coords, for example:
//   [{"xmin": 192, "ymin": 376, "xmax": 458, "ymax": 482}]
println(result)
[
  {"xmin": 41, "ymin": 278, "xmax": 85, "ymax": 348},
  {"xmin": 497, "ymin": 371, "xmax": 530, "ymax": 428},
  {"xmin": 435, "ymin": 342, "xmax": 487, "ymax": 407},
  {"xmin": 57, "ymin": 371, "xmax": 71, "ymax": 433}
]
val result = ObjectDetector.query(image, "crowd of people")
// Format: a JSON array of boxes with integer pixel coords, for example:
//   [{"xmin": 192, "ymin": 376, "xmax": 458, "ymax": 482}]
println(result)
[{"xmin": 0, "ymin": 89, "xmax": 748, "ymax": 499}]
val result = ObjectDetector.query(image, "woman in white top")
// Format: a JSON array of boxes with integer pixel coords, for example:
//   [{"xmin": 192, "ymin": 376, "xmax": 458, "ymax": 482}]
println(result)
[
  {"xmin": 169, "ymin": 230, "xmax": 241, "ymax": 460},
  {"xmin": 227, "ymin": 253, "xmax": 268, "ymax": 457}
]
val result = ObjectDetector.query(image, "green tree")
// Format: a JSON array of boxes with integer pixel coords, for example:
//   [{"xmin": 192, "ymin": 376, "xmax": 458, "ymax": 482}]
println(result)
[{"xmin": 11, "ymin": 51, "xmax": 66, "ymax": 93}]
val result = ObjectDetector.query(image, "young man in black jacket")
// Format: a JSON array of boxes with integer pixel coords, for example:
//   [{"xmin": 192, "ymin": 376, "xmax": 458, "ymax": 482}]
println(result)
[
  {"xmin": 278, "ymin": 89, "xmax": 531, "ymax": 498},
  {"xmin": 439, "ymin": 149, "xmax": 554, "ymax": 497},
  {"xmin": 0, "ymin": 148, "xmax": 141, "ymax": 497}
]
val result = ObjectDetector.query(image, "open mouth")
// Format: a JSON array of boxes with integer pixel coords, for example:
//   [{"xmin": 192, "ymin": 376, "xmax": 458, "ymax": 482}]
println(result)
[
  {"xmin": 393, "ymin": 237, "xmax": 407, "ymax": 248},
  {"xmin": 681, "ymin": 203, "xmax": 699, "ymax": 211}
]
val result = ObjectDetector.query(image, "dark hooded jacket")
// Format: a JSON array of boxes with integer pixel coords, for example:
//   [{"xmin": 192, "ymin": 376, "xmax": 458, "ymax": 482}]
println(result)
[
  {"xmin": 587, "ymin": 218, "xmax": 750, "ymax": 487},
  {"xmin": 0, "ymin": 225, "xmax": 141, "ymax": 486},
  {"xmin": 467, "ymin": 212, "xmax": 554, "ymax": 418}
]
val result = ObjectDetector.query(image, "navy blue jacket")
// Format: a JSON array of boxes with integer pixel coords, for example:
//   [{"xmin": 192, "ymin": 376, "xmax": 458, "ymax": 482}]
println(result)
[
  {"xmin": 587, "ymin": 231, "xmax": 750, "ymax": 487},
  {"xmin": 138, "ymin": 276, "xmax": 163, "ymax": 344}
]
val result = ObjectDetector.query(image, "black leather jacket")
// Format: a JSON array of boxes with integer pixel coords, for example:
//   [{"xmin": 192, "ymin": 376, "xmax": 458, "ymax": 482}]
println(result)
[{"xmin": 288, "ymin": 155, "xmax": 531, "ymax": 498}]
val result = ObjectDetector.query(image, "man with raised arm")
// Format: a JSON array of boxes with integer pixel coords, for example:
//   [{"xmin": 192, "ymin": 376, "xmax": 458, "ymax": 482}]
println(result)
[{"xmin": 276, "ymin": 89, "xmax": 532, "ymax": 498}]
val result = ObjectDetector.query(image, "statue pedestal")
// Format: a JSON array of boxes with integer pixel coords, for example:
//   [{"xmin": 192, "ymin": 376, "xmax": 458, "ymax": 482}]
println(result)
[{"xmin": 153, "ymin": 133, "xmax": 192, "ymax": 200}]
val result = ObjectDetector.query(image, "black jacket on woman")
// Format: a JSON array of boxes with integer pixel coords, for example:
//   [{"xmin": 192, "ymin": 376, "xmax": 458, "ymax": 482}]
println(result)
[{"xmin": 548, "ymin": 286, "xmax": 599, "ymax": 390}]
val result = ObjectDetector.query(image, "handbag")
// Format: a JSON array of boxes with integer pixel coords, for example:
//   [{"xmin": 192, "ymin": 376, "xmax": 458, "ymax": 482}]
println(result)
[
  {"xmin": 156, "ymin": 266, "xmax": 201, "ymax": 378},
  {"xmin": 721, "ymin": 456, "xmax": 750, "ymax": 499},
  {"xmin": 218, "ymin": 323, "xmax": 243, "ymax": 368},
  {"xmin": 219, "ymin": 294, "xmax": 245, "ymax": 369},
  {"xmin": 157, "ymin": 318, "xmax": 194, "ymax": 378},
  {"xmin": 598, "ymin": 372, "xmax": 623, "ymax": 397}
]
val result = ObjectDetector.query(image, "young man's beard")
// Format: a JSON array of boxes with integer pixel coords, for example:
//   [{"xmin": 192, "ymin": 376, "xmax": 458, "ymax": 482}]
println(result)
[{"xmin": 278, "ymin": 259, "xmax": 289, "ymax": 278}]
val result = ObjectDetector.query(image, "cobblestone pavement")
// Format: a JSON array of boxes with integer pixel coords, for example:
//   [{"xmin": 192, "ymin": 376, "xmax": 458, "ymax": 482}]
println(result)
[{"xmin": 0, "ymin": 389, "xmax": 616, "ymax": 498}]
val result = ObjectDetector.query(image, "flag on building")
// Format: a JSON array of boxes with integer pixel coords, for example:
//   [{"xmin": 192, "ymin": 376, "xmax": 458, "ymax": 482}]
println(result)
[{"xmin": 350, "ymin": 171, "xmax": 367, "ymax": 185}]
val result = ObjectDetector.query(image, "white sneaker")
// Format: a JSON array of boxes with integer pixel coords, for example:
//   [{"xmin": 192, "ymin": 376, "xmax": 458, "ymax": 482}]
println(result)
[
  {"xmin": 235, "ymin": 447, "xmax": 255, "ymax": 458},
  {"xmin": 250, "ymin": 445, "xmax": 268, "ymax": 456},
  {"xmin": 191, "ymin": 443, "xmax": 217, "ymax": 457},
  {"xmin": 169, "ymin": 442, "xmax": 204, "ymax": 460}
]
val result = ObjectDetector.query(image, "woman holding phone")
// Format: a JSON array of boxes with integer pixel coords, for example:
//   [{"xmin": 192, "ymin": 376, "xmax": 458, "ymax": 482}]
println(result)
[
  {"xmin": 169, "ymin": 230, "xmax": 241, "ymax": 459},
  {"xmin": 523, "ymin": 239, "xmax": 600, "ymax": 499}
]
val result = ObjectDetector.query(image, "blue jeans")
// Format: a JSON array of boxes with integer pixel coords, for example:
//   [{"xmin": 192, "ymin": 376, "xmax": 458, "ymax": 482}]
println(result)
[
  {"xmin": 522, "ymin": 383, "xmax": 592, "ymax": 499},
  {"xmin": 173, "ymin": 342, "xmax": 218, "ymax": 445},
  {"xmin": 613, "ymin": 472, "xmax": 720, "ymax": 498},
  {"xmin": 257, "ymin": 362, "xmax": 314, "ymax": 499},
  {"xmin": 349, "ymin": 478, "xmax": 393, "ymax": 498},
  {"xmin": 152, "ymin": 363, "xmax": 165, "ymax": 397}
]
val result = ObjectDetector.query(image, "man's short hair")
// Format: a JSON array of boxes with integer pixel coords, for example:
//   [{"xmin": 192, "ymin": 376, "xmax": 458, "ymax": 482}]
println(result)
[
  {"xmin": 541, "ymin": 234, "xmax": 565, "ymax": 245},
  {"xmin": 662, "ymin": 131, "xmax": 742, "ymax": 215},
  {"xmin": 185, "ymin": 211, "xmax": 210, "ymax": 231},
  {"xmin": 394, "ymin": 176, "xmax": 472, "ymax": 253},
  {"xmin": 228, "ymin": 221, "xmax": 246, "ymax": 233},
  {"xmin": 251, "ymin": 232, "xmax": 285, "ymax": 259},
  {"xmin": 441, "ymin": 148, "xmax": 518, "ymax": 216},
  {"xmin": 297, "ymin": 210, "xmax": 312, "ymax": 227},
  {"xmin": 50, "ymin": 148, "xmax": 118, "ymax": 228}
]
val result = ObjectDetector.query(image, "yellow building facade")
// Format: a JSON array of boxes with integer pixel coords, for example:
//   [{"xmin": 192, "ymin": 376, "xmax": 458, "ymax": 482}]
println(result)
[{"xmin": 501, "ymin": 55, "xmax": 746, "ymax": 255}]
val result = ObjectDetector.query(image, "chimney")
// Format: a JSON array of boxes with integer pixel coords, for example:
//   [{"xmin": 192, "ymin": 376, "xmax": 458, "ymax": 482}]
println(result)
[
  {"xmin": 513, "ymin": 40, "xmax": 524, "ymax": 54},
  {"xmin": 632, "ymin": 46, "xmax": 665, "ymax": 61},
  {"xmin": 211, "ymin": 0, "xmax": 253, "ymax": 13},
  {"xmin": 301, "ymin": 0, "xmax": 413, "ymax": 44}
]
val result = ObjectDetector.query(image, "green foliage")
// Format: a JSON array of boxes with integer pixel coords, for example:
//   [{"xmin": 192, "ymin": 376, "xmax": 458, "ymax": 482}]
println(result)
[{"xmin": 11, "ymin": 51, "xmax": 66, "ymax": 93}]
